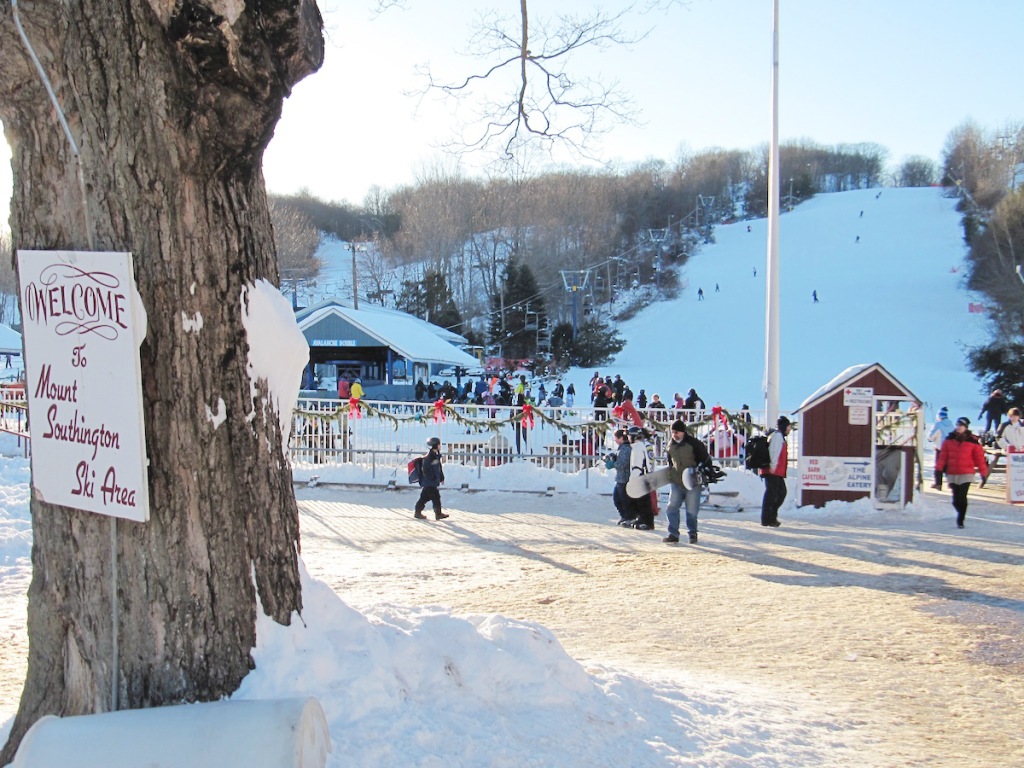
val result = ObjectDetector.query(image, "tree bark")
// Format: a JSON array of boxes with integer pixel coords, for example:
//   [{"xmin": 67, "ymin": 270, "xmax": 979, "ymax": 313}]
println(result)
[{"xmin": 0, "ymin": 1, "xmax": 324, "ymax": 760}]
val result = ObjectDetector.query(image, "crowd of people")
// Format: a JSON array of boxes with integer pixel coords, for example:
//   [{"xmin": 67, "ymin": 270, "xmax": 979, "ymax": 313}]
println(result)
[
  {"xmin": 414, "ymin": 374, "xmax": 578, "ymax": 410},
  {"xmin": 406, "ymin": 386, "xmax": 1017, "ymax": 535},
  {"xmin": 410, "ymin": 369, "xmax": 718, "ymax": 429},
  {"xmin": 586, "ymin": 371, "xmax": 711, "ymax": 424}
]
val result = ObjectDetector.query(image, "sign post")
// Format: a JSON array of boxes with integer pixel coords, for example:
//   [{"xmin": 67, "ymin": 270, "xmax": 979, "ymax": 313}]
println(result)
[
  {"xmin": 18, "ymin": 250, "xmax": 150, "ymax": 521},
  {"xmin": 798, "ymin": 456, "xmax": 874, "ymax": 494},
  {"xmin": 1006, "ymin": 450, "xmax": 1024, "ymax": 504}
]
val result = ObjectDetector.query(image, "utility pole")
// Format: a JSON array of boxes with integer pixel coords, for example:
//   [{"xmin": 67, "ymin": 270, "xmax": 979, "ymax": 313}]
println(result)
[
  {"xmin": 698, "ymin": 194, "xmax": 716, "ymax": 243},
  {"xmin": 764, "ymin": 0, "xmax": 781, "ymax": 425},
  {"xmin": 347, "ymin": 242, "xmax": 366, "ymax": 310},
  {"xmin": 560, "ymin": 269, "xmax": 590, "ymax": 337}
]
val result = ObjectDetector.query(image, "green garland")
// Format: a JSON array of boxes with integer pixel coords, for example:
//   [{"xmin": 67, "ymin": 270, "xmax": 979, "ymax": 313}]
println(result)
[{"xmin": 293, "ymin": 400, "xmax": 764, "ymax": 443}]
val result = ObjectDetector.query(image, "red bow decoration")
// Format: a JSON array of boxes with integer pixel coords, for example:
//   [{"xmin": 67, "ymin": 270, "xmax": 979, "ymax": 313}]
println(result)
[
  {"xmin": 521, "ymin": 403, "xmax": 535, "ymax": 429},
  {"xmin": 348, "ymin": 397, "xmax": 362, "ymax": 418},
  {"xmin": 712, "ymin": 405, "xmax": 727, "ymax": 428},
  {"xmin": 433, "ymin": 398, "xmax": 447, "ymax": 423},
  {"xmin": 612, "ymin": 405, "xmax": 624, "ymax": 420}
]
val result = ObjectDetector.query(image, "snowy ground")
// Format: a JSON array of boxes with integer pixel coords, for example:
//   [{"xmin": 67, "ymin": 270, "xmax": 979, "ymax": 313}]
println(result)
[
  {"xmin": 2, "ymin": 446, "xmax": 1022, "ymax": 766},
  {"xmin": 0, "ymin": 188, "xmax": 1018, "ymax": 765}
]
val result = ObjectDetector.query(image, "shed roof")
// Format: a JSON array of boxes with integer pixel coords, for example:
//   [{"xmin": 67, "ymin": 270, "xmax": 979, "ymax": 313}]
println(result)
[
  {"xmin": 295, "ymin": 299, "xmax": 478, "ymax": 368},
  {"xmin": 798, "ymin": 362, "xmax": 917, "ymax": 412}
]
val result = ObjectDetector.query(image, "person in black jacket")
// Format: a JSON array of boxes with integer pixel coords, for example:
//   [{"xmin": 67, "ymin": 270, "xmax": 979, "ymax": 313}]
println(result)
[
  {"xmin": 684, "ymin": 388, "xmax": 705, "ymax": 412},
  {"xmin": 414, "ymin": 437, "xmax": 449, "ymax": 520},
  {"xmin": 593, "ymin": 383, "xmax": 611, "ymax": 420},
  {"xmin": 978, "ymin": 389, "xmax": 1007, "ymax": 436}
]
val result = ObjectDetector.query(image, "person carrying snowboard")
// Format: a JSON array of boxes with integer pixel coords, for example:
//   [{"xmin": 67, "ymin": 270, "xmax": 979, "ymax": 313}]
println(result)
[
  {"xmin": 414, "ymin": 437, "xmax": 449, "ymax": 520},
  {"xmin": 624, "ymin": 426, "xmax": 656, "ymax": 530},
  {"xmin": 663, "ymin": 419, "xmax": 711, "ymax": 544}
]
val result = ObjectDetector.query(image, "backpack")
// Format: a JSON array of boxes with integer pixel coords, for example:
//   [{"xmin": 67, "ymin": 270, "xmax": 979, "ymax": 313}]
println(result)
[
  {"xmin": 407, "ymin": 457, "xmax": 423, "ymax": 484},
  {"xmin": 744, "ymin": 431, "xmax": 773, "ymax": 471}
]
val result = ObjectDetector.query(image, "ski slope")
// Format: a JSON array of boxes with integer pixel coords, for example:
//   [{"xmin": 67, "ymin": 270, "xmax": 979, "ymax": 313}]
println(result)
[{"xmin": 567, "ymin": 187, "xmax": 989, "ymax": 419}]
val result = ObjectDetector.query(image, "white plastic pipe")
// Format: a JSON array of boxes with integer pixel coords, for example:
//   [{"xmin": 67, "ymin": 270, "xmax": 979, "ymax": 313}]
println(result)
[{"xmin": 10, "ymin": 697, "xmax": 331, "ymax": 768}]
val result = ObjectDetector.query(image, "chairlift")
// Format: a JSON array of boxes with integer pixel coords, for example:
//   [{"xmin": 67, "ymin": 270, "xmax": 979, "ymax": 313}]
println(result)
[{"xmin": 524, "ymin": 311, "xmax": 539, "ymax": 331}]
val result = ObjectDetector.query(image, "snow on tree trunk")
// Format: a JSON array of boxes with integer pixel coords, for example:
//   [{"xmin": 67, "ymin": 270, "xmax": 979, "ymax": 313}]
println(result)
[{"xmin": 0, "ymin": 1, "xmax": 324, "ymax": 760}]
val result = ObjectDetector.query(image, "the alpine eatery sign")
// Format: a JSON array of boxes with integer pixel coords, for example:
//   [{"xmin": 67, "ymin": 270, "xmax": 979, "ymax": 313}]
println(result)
[{"xmin": 18, "ymin": 250, "xmax": 150, "ymax": 522}]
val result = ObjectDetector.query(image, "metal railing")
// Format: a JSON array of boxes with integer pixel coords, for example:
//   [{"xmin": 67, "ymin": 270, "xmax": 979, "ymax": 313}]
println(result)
[
  {"xmin": 287, "ymin": 398, "xmax": 786, "ymax": 478},
  {"xmin": 0, "ymin": 393, "xmax": 791, "ymax": 475},
  {"xmin": 0, "ymin": 398, "xmax": 31, "ymax": 458}
]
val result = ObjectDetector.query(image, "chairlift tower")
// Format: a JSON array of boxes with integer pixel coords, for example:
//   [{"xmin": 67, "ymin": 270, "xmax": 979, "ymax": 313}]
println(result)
[
  {"xmin": 646, "ymin": 228, "xmax": 669, "ymax": 289},
  {"xmin": 560, "ymin": 269, "xmax": 591, "ymax": 336},
  {"xmin": 698, "ymin": 194, "xmax": 716, "ymax": 243}
]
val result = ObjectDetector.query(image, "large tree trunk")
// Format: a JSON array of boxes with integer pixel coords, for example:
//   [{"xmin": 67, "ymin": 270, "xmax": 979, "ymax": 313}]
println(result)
[{"xmin": 0, "ymin": 1, "xmax": 324, "ymax": 760}]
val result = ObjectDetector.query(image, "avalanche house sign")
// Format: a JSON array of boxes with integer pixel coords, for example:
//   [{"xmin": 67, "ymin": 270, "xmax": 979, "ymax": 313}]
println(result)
[{"xmin": 18, "ymin": 251, "xmax": 150, "ymax": 522}]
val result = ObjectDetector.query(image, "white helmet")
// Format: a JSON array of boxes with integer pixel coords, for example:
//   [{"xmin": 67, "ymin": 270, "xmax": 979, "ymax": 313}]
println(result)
[{"xmin": 682, "ymin": 466, "xmax": 700, "ymax": 491}]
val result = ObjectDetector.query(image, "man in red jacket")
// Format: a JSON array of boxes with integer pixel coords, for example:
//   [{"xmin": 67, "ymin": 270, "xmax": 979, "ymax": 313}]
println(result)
[
  {"xmin": 760, "ymin": 416, "xmax": 793, "ymax": 528},
  {"xmin": 936, "ymin": 417, "xmax": 989, "ymax": 529}
]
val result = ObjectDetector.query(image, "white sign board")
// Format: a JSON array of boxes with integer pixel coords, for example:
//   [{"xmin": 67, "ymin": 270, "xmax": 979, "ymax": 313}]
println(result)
[
  {"xmin": 798, "ymin": 455, "xmax": 874, "ymax": 493},
  {"xmin": 843, "ymin": 387, "xmax": 873, "ymax": 407},
  {"xmin": 18, "ymin": 250, "xmax": 150, "ymax": 522},
  {"xmin": 848, "ymin": 405, "xmax": 870, "ymax": 425},
  {"xmin": 1006, "ymin": 451, "xmax": 1024, "ymax": 504}
]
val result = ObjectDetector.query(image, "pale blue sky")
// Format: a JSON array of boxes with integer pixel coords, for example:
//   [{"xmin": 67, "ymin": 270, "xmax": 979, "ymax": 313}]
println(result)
[
  {"xmin": 2, "ymin": 0, "xmax": 1023, "ymax": 223},
  {"xmin": 261, "ymin": 0, "xmax": 1024, "ymax": 203}
]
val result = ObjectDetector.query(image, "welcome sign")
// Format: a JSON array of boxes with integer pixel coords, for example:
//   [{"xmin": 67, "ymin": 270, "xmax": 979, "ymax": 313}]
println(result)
[{"xmin": 18, "ymin": 251, "xmax": 150, "ymax": 522}]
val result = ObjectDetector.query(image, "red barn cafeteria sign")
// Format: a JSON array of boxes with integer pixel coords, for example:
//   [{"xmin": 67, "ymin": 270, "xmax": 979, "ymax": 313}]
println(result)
[{"xmin": 18, "ymin": 251, "xmax": 150, "ymax": 522}]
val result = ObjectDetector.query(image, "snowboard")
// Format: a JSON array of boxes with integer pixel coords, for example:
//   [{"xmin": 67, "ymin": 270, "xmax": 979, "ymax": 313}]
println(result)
[
  {"xmin": 625, "ymin": 440, "xmax": 662, "ymax": 514},
  {"xmin": 626, "ymin": 466, "xmax": 672, "ymax": 498}
]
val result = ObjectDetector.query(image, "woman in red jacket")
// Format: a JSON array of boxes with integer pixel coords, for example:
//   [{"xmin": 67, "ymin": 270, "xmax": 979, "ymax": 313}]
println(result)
[{"xmin": 936, "ymin": 417, "xmax": 989, "ymax": 528}]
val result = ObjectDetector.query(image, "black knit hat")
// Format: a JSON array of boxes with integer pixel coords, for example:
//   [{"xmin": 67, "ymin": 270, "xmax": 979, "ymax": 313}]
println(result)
[
  {"xmin": 671, "ymin": 419, "xmax": 687, "ymax": 432},
  {"xmin": 956, "ymin": 416, "xmax": 970, "ymax": 428}
]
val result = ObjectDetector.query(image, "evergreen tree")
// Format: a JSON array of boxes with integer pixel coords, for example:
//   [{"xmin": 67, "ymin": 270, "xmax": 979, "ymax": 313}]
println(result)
[
  {"xmin": 489, "ymin": 258, "xmax": 545, "ymax": 361},
  {"xmin": 568, "ymin": 319, "xmax": 626, "ymax": 367},
  {"xmin": 396, "ymin": 270, "xmax": 463, "ymax": 332},
  {"xmin": 396, "ymin": 278, "xmax": 427, "ymax": 318},
  {"xmin": 967, "ymin": 341, "xmax": 1024, "ymax": 407},
  {"xmin": 550, "ymin": 321, "xmax": 576, "ymax": 367},
  {"xmin": 424, "ymin": 271, "xmax": 463, "ymax": 333}
]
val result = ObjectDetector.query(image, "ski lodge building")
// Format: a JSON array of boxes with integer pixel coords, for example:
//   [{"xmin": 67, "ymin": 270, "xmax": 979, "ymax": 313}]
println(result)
[{"xmin": 295, "ymin": 299, "xmax": 479, "ymax": 400}]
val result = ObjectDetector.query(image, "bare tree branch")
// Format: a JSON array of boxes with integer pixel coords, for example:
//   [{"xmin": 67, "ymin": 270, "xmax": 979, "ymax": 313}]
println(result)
[{"xmin": 419, "ymin": 2, "xmax": 649, "ymax": 160}]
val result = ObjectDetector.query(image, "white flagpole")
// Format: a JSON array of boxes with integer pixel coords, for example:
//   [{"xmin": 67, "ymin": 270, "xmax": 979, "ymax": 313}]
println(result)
[{"xmin": 764, "ymin": 0, "xmax": 781, "ymax": 426}]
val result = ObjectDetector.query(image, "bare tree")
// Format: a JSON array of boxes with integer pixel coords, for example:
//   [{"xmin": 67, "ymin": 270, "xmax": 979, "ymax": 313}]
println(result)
[
  {"xmin": 966, "ymin": 190, "xmax": 1024, "ymax": 339},
  {"xmin": 942, "ymin": 121, "xmax": 1008, "ymax": 209},
  {"xmin": 419, "ymin": 2, "xmax": 646, "ymax": 158},
  {"xmin": 271, "ymin": 198, "xmax": 324, "ymax": 281},
  {"xmin": 898, "ymin": 156, "xmax": 937, "ymax": 188},
  {"xmin": 359, "ymin": 241, "xmax": 399, "ymax": 306},
  {"xmin": 0, "ymin": 1, "xmax": 323, "ymax": 759}
]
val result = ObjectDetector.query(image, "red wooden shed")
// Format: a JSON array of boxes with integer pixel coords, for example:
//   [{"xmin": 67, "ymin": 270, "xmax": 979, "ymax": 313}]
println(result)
[{"xmin": 796, "ymin": 363, "xmax": 923, "ymax": 508}]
